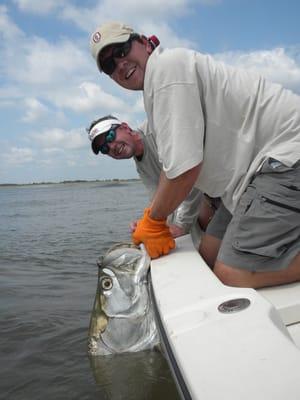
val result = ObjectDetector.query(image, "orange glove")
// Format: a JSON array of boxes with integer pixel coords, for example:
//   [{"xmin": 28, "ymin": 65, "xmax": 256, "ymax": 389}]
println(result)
[{"xmin": 132, "ymin": 208, "xmax": 175, "ymax": 259}]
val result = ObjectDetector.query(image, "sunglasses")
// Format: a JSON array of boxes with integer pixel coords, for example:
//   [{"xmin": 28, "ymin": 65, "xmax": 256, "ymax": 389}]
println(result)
[
  {"xmin": 97, "ymin": 126, "xmax": 118, "ymax": 154},
  {"xmin": 99, "ymin": 34, "xmax": 140, "ymax": 75}
]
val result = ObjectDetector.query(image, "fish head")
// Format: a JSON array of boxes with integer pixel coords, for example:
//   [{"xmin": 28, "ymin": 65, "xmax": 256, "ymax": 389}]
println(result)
[
  {"xmin": 98, "ymin": 243, "xmax": 150, "ymax": 316},
  {"xmin": 88, "ymin": 243, "xmax": 158, "ymax": 355}
]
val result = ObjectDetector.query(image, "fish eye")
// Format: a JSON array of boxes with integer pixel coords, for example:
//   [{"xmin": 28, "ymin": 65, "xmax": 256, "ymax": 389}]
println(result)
[{"xmin": 100, "ymin": 276, "xmax": 113, "ymax": 291}]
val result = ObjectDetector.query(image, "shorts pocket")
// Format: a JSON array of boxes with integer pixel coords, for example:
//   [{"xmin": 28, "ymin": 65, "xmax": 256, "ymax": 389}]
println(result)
[
  {"xmin": 232, "ymin": 192, "xmax": 300, "ymax": 259},
  {"xmin": 260, "ymin": 195, "xmax": 300, "ymax": 213}
]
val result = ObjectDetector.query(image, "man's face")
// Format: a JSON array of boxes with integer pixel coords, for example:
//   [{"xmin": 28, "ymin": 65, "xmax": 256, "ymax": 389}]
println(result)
[
  {"xmin": 94, "ymin": 123, "xmax": 137, "ymax": 159},
  {"xmin": 99, "ymin": 37, "xmax": 152, "ymax": 91}
]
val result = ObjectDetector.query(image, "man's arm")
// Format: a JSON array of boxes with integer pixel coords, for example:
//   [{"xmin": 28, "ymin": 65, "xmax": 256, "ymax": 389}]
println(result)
[
  {"xmin": 150, "ymin": 164, "xmax": 202, "ymax": 220},
  {"xmin": 135, "ymin": 123, "xmax": 202, "ymax": 236},
  {"xmin": 169, "ymin": 187, "xmax": 202, "ymax": 234},
  {"xmin": 132, "ymin": 164, "xmax": 201, "ymax": 258},
  {"xmin": 135, "ymin": 166, "xmax": 202, "ymax": 237}
]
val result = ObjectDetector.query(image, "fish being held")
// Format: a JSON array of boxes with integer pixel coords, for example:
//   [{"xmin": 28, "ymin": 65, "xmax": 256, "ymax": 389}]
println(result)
[{"xmin": 88, "ymin": 243, "xmax": 159, "ymax": 356}]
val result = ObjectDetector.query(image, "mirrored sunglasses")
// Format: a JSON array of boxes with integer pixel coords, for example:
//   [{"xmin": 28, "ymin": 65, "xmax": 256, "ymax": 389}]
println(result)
[
  {"xmin": 99, "ymin": 34, "xmax": 140, "ymax": 75},
  {"xmin": 97, "ymin": 127, "xmax": 117, "ymax": 154}
]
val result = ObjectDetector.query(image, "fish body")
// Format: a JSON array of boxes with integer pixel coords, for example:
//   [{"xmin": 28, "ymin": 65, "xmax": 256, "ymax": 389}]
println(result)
[{"xmin": 88, "ymin": 243, "xmax": 159, "ymax": 356}]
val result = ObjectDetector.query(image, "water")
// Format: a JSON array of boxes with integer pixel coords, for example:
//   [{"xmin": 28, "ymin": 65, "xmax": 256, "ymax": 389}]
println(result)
[{"xmin": 0, "ymin": 181, "xmax": 180, "ymax": 400}]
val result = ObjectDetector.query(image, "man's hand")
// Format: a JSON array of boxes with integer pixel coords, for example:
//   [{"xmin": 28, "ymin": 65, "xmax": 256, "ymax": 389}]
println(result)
[
  {"xmin": 168, "ymin": 224, "xmax": 186, "ymax": 238},
  {"xmin": 131, "ymin": 219, "xmax": 185, "ymax": 239},
  {"xmin": 132, "ymin": 208, "xmax": 175, "ymax": 259},
  {"xmin": 129, "ymin": 220, "xmax": 138, "ymax": 233}
]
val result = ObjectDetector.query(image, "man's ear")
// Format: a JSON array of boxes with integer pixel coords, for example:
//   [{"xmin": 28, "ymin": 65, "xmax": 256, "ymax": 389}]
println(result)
[
  {"xmin": 120, "ymin": 122, "xmax": 130, "ymax": 131},
  {"xmin": 141, "ymin": 35, "xmax": 153, "ymax": 55}
]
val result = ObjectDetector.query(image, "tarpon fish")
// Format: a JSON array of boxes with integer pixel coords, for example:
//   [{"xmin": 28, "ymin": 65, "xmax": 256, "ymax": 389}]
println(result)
[{"xmin": 88, "ymin": 243, "xmax": 159, "ymax": 356}]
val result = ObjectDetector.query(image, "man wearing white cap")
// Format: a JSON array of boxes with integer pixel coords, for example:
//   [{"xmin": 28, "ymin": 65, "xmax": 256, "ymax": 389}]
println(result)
[
  {"xmin": 89, "ymin": 22, "xmax": 300, "ymax": 288},
  {"xmin": 87, "ymin": 114, "xmax": 203, "ymax": 238}
]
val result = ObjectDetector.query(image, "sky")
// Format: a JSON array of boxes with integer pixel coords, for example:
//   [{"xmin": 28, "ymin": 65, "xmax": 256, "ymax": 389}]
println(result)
[{"xmin": 1, "ymin": 0, "xmax": 300, "ymax": 184}]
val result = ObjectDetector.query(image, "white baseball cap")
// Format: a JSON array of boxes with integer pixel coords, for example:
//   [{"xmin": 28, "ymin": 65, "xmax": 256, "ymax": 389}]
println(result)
[{"xmin": 88, "ymin": 117, "xmax": 121, "ymax": 154}]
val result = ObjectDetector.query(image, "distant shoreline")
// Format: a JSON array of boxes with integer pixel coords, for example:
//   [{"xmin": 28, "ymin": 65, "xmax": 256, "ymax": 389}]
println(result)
[{"xmin": 0, "ymin": 178, "xmax": 141, "ymax": 187}]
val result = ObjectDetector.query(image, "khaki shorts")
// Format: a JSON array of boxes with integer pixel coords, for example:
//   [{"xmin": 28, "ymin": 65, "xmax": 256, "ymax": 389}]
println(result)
[
  {"xmin": 205, "ymin": 201, "xmax": 232, "ymax": 240},
  {"xmin": 210, "ymin": 158, "xmax": 300, "ymax": 272}
]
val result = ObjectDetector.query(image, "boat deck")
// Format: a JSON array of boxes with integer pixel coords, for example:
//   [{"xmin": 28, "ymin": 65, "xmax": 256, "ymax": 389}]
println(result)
[
  {"xmin": 191, "ymin": 222, "xmax": 300, "ymax": 347},
  {"xmin": 259, "ymin": 283, "xmax": 300, "ymax": 348},
  {"xmin": 151, "ymin": 234, "xmax": 300, "ymax": 400}
]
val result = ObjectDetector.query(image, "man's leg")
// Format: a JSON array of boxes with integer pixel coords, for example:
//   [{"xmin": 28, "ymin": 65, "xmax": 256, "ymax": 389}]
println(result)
[
  {"xmin": 199, "ymin": 234, "xmax": 222, "ymax": 268},
  {"xmin": 214, "ymin": 253, "xmax": 300, "ymax": 288},
  {"xmin": 198, "ymin": 199, "xmax": 232, "ymax": 268},
  {"xmin": 214, "ymin": 158, "xmax": 300, "ymax": 289}
]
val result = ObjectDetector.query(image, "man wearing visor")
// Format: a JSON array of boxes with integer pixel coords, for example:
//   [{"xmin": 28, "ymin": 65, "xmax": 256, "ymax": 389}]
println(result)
[
  {"xmin": 89, "ymin": 22, "xmax": 300, "ymax": 289},
  {"xmin": 87, "ymin": 115, "xmax": 203, "ymax": 239}
]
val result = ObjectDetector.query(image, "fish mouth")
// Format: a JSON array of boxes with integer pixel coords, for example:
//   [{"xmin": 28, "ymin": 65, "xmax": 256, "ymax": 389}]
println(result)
[{"xmin": 87, "ymin": 312, "xmax": 109, "ymax": 355}]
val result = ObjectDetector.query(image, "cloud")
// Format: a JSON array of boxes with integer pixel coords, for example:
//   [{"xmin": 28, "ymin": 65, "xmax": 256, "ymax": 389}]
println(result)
[
  {"xmin": 60, "ymin": 0, "xmax": 207, "ymax": 47},
  {"xmin": 30, "ymin": 127, "xmax": 87, "ymax": 151},
  {"xmin": 0, "ymin": 8, "xmax": 98, "ymax": 121},
  {"xmin": 0, "ymin": 85, "xmax": 24, "ymax": 108},
  {"xmin": 0, "ymin": 7, "xmax": 92, "ymax": 91},
  {"xmin": 131, "ymin": 96, "xmax": 145, "ymax": 114},
  {"xmin": 0, "ymin": 5, "xmax": 23, "ymax": 39},
  {"xmin": 5, "ymin": 37, "xmax": 90, "ymax": 86},
  {"xmin": 12, "ymin": 0, "xmax": 68, "ymax": 15},
  {"xmin": 22, "ymin": 98, "xmax": 49, "ymax": 122},
  {"xmin": 214, "ymin": 47, "xmax": 300, "ymax": 94},
  {"xmin": 3, "ymin": 147, "xmax": 34, "ymax": 165},
  {"xmin": 60, "ymin": 0, "xmax": 186, "ymax": 32},
  {"xmin": 51, "ymin": 81, "xmax": 129, "ymax": 113},
  {"xmin": 141, "ymin": 21, "xmax": 196, "ymax": 49},
  {"xmin": 61, "ymin": 0, "xmax": 220, "ymax": 33}
]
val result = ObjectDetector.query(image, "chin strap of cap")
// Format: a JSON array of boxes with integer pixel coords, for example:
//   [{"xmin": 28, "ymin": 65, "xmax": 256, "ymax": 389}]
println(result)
[{"xmin": 148, "ymin": 35, "xmax": 160, "ymax": 50}]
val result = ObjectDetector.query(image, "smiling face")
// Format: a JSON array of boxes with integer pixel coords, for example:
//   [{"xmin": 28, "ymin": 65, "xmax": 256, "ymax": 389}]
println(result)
[
  {"xmin": 99, "ymin": 37, "xmax": 152, "ymax": 90},
  {"xmin": 93, "ymin": 122, "xmax": 143, "ymax": 159}
]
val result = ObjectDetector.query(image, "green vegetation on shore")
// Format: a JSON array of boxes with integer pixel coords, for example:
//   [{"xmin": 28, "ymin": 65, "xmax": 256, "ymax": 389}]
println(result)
[{"xmin": 0, "ymin": 178, "xmax": 140, "ymax": 187}]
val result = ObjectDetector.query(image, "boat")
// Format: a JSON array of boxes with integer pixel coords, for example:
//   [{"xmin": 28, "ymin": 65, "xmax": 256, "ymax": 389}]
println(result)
[{"xmin": 150, "ymin": 233, "xmax": 300, "ymax": 400}]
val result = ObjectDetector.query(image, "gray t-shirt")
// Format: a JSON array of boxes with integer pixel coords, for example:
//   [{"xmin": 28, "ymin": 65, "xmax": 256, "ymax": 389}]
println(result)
[
  {"xmin": 144, "ymin": 46, "xmax": 300, "ymax": 212},
  {"xmin": 135, "ymin": 121, "xmax": 202, "ymax": 232}
]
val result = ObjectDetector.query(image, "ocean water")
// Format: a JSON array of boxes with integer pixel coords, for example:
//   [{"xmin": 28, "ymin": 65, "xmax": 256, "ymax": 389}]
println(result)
[{"xmin": 0, "ymin": 181, "xmax": 180, "ymax": 400}]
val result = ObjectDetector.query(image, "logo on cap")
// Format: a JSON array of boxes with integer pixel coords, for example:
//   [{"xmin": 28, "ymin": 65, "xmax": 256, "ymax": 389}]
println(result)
[{"xmin": 92, "ymin": 32, "xmax": 101, "ymax": 43}]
